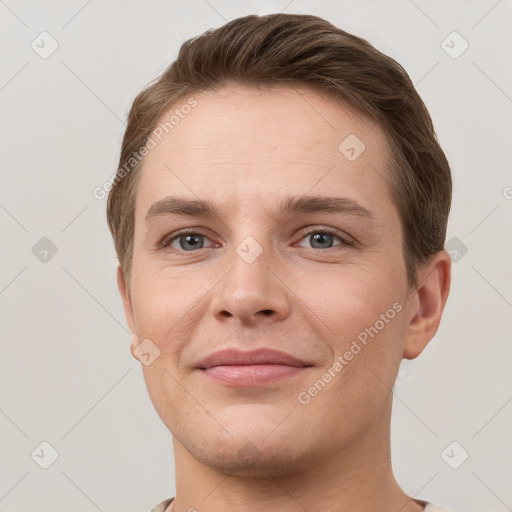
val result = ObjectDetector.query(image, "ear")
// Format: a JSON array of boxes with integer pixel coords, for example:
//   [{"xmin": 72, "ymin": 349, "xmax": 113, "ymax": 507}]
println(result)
[
  {"xmin": 403, "ymin": 250, "xmax": 451, "ymax": 359},
  {"xmin": 116, "ymin": 265, "xmax": 139, "ymax": 360}
]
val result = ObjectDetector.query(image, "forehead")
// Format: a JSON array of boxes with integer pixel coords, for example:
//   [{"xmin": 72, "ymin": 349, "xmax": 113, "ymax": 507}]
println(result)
[{"xmin": 134, "ymin": 83, "xmax": 394, "ymax": 220}]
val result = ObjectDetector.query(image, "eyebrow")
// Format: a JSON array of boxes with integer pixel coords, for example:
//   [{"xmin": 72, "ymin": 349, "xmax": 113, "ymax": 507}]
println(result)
[{"xmin": 144, "ymin": 195, "xmax": 374, "ymax": 224}]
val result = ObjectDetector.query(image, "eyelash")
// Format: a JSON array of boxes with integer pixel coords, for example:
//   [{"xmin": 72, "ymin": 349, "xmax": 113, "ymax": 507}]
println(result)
[{"xmin": 159, "ymin": 227, "xmax": 353, "ymax": 252}]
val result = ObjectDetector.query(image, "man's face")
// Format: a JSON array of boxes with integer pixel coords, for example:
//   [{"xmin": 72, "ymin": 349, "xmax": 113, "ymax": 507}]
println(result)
[{"xmin": 121, "ymin": 84, "xmax": 413, "ymax": 476}]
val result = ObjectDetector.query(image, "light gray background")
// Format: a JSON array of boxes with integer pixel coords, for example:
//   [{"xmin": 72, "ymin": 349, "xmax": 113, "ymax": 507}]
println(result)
[{"xmin": 1, "ymin": 0, "xmax": 511, "ymax": 511}]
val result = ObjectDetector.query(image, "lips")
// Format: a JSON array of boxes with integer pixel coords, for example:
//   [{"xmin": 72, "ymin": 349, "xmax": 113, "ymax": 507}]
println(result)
[
  {"xmin": 196, "ymin": 348, "xmax": 310, "ymax": 369},
  {"xmin": 196, "ymin": 348, "xmax": 312, "ymax": 387}
]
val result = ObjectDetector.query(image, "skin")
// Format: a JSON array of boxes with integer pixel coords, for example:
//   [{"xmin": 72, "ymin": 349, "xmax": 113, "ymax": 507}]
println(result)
[{"xmin": 117, "ymin": 83, "xmax": 451, "ymax": 512}]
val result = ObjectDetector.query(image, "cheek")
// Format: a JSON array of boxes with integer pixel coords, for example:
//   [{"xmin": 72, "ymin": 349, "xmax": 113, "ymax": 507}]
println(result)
[
  {"xmin": 131, "ymin": 273, "xmax": 195, "ymax": 422},
  {"xmin": 130, "ymin": 264, "xmax": 204, "ymax": 344},
  {"xmin": 129, "ymin": 267, "xmax": 213, "ymax": 418},
  {"xmin": 292, "ymin": 265, "xmax": 407, "ymax": 394},
  {"xmin": 295, "ymin": 284, "xmax": 406, "ymax": 439},
  {"xmin": 293, "ymin": 261, "xmax": 405, "ymax": 336}
]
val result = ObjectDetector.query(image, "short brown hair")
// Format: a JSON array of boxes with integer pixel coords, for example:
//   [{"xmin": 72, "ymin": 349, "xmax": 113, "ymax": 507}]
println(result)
[{"xmin": 107, "ymin": 13, "xmax": 451, "ymax": 292}]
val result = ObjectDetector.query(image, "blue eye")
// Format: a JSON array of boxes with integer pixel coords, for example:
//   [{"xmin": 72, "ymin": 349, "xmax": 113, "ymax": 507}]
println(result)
[
  {"xmin": 166, "ymin": 232, "xmax": 214, "ymax": 251},
  {"xmin": 308, "ymin": 232, "xmax": 335, "ymax": 249},
  {"xmin": 296, "ymin": 229, "xmax": 348, "ymax": 249}
]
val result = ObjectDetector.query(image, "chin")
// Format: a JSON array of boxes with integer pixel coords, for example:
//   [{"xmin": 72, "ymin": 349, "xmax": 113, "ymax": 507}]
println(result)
[{"xmin": 193, "ymin": 440, "xmax": 310, "ymax": 478}]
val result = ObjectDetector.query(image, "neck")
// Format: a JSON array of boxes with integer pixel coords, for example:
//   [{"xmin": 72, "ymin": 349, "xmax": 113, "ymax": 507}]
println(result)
[{"xmin": 169, "ymin": 401, "xmax": 424, "ymax": 512}]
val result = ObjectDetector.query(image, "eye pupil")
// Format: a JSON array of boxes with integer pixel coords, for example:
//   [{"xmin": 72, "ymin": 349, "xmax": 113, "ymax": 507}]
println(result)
[
  {"xmin": 180, "ymin": 234, "xmax": 203, "ymax": 250},
  {"xmin": 310, "ymin": 233, "xmax": 333, "ymax": 249}
]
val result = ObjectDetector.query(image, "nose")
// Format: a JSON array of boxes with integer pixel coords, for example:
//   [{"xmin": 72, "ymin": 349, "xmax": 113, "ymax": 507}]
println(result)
[{"xmin": 209, "ymin": 241, "xmax": 291, "ymax": 325}]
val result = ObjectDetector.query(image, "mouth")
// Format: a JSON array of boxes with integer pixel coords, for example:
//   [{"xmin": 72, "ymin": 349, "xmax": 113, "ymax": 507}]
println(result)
[{"xmin": 196, "ymin": 348, "xmax": 313, "ymax": 387}]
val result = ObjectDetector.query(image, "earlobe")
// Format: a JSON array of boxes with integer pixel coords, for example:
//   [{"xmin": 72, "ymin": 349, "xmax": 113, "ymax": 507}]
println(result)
[
  {"xmin": 403, "ymin": 251, "xmax": 451, "ymax": 359},
  {"xmin": 130, "ymin": 332, "xmax": 140, "ymax": 360}
]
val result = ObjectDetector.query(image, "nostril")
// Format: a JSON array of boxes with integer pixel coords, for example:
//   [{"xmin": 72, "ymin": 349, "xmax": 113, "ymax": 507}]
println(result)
[{"xmin": 261, "ymin": 309, "xmax": 273, "ymax": 315}]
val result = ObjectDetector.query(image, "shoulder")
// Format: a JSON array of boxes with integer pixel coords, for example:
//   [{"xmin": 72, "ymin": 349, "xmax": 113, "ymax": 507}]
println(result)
[
  {"xmin": 424, "ymin": 504, "xmax": 454, "ymax": 512},
  {"xmin": 149, "ymin": 497, "xmax": 174, "ymax": 512}
]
